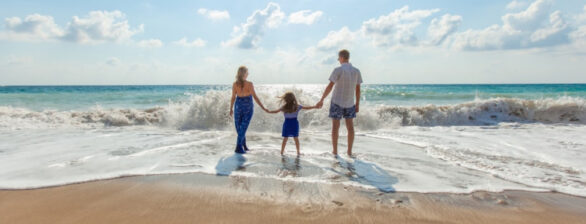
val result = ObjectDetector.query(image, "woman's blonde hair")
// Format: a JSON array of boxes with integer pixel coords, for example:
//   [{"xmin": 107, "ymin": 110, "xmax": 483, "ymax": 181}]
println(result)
[
  {"xmin": 280, "ymin": 92, "xmax": 298, "ymax": 113},
  {"xmin": 236, "ymin": 66, "xmax": 247, "ymax": 89}
]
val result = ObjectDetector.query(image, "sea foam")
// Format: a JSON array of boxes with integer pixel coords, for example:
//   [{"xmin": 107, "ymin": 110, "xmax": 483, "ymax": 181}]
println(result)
[
  {"xmin": 1, "ymin": 90, "xmax": 584, "ymax": 130},
  {"xmin": 1, "ymin": 86, "xmax": 585, "ymax": 196}
]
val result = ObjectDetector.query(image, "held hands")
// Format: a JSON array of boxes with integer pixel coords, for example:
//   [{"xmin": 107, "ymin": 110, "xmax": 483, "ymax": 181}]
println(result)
[
  {"xmin": 263, "ymin": 107, "xmax": 280, "ymax": 113},
  {"xmin": 315, "ymin": 100, "xmax": 324, "ymax": 109},
  {"xmin": 260, "ymin": 105, "xmax": 271, "ymax": 113}
]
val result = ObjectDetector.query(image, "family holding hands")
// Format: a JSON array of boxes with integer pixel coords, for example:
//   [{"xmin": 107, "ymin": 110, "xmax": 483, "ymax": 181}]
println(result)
[{"xmin": 229, "ymin": 50, "xmax": 363, "ymax": 156}]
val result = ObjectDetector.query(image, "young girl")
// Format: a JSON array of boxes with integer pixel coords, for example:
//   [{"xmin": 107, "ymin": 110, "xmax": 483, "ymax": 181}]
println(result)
[{"xmin": 265, "ymin": 92, "xmax": 317, "ymax": 155}]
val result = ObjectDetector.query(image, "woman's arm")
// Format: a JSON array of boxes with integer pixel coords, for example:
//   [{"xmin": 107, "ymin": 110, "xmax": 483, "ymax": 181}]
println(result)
[
  {"xmin": 266, "ymin": 108, "xmax": 281, "ymax": 114},
  {"xmin": 301, "ymin": 105, "xmax": 318, "ymax": 110},
  {"xmin": 229, "ymin": 83, "xmax": 236, "ymax": 117},
  {"xmin": 250, "ymin": 82, "xmax": 266, "ymax": 111}
]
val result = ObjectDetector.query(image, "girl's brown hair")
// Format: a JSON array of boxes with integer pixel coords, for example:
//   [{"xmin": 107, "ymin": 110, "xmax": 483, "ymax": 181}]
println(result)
[
  {"xmin": 280, "ymin": 92, "xmax": 298, "ymax": 113},
  {"xmin": 236, "ymin": 66, "xmax": 247, "ymax": 90}
]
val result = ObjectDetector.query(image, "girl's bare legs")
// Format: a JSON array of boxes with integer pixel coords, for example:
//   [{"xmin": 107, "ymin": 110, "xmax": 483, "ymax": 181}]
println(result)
[
  {"xmin": 293, "ymin": 137, "xmax": 300, "ymax": 155},
  {"xmin": 281, "ymin": 137, "xmax": 288, "ymax": 155}
]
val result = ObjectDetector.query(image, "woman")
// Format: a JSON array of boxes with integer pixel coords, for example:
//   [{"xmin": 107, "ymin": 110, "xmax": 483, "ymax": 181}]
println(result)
[{"xmin": 229, "ymin": 66, "xmax": 267, "ymax": 154}]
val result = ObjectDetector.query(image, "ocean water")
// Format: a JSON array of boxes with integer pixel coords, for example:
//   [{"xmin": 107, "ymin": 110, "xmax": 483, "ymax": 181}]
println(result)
[{"xmin": 1, "ymin": 84, "xmax": 585, "ymax": 196}]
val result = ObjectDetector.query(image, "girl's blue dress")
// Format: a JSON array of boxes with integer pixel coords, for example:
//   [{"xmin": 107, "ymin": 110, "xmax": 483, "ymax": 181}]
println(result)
[{"xmin": 282, "ymin": 105, "xmax": 302, "ymax": 137}]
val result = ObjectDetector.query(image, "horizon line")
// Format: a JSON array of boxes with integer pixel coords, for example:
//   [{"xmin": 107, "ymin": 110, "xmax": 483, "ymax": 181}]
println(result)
[{"xmin": 1, "ymin": 83, "xmax": 586, "ymax": 87}]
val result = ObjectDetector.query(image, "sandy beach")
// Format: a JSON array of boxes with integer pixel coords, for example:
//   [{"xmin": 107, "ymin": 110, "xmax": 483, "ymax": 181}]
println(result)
[
  {"xmin": 2, "ymin": 0, "xmax": 586, "ymax": 222},
  {"xmin": 1, "ymin": 173, "xmax": 585, "ymax": 224}
]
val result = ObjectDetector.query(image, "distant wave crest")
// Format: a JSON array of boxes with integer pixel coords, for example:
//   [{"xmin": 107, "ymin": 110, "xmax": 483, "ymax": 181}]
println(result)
[
  {"xmin": 374, "ymin": 96, "xmax": 585, "ymax": 126},
  {"xmin": 1, "ymin": 91, "xmax": 585, "ymax": 130}
]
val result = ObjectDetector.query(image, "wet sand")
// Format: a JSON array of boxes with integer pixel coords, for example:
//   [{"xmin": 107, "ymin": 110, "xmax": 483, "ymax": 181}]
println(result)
[{"xmin": 1, "ymin": 173, "xmax": 585, "ymax": 224}]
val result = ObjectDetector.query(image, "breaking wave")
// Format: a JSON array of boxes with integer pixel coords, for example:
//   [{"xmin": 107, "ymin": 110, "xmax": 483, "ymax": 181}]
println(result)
[{"xmin": 1, "ymin": 90, "xmax": 584, "ymax": 130}]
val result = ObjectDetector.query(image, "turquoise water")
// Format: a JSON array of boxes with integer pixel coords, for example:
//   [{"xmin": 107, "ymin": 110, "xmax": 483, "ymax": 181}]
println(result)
[
  {"xmin": 0, "ymin": 85, "xmax": 229, "ymax": 110},
  {"xmin": 362, "ymin": 84, "xmax": 586, "ymax": 105},
  {"xmin": 1, "ymin": 84, "xmax": 584, "ymax": 111},
  {"xmin": 1, "ymin": 84, "xmax": 586, "ymax": 196}
]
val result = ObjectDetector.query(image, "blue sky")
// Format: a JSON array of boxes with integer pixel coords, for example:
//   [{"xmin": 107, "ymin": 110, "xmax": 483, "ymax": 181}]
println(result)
[{"xmin": 1, "ymin": 0, "xmax": 585, "ymax": 85}]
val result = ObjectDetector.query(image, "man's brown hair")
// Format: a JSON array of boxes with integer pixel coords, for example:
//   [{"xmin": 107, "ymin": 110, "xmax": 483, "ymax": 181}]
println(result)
[{"xmin": 338, "ymin": 49, "xmax": 350, "ymax": 60}]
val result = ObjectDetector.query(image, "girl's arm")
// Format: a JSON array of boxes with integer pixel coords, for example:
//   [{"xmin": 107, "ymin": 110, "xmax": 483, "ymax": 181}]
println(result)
[
  {"xmin": 301, "ymin": 105, "xmax": 318, "ymax": 110},
  {"xmin": 229, "ymin": 83, "xmax": 236, "ymax": 117},
  {"xmin": 250, "ymin": 82, "xmax": 267, "ymax": 111}
]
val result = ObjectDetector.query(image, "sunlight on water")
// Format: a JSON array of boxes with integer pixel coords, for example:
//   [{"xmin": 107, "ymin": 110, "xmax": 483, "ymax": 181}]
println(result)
[{"xmin": 0, "ymin": 84, "xmax": 585, "ymax": 196}]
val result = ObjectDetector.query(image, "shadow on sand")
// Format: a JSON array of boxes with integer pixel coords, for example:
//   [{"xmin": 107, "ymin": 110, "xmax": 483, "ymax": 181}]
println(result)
[
  {"xmin": 332, "ymin": 157, "xmax": 398, "ymax": 193},
  {"xmin": 215, "ymin": 153, "xmax": 247, "ymax": 176}
]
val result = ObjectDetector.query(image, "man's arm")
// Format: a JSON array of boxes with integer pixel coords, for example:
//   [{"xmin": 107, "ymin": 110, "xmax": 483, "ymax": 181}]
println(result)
[
  {"xmin": 316, "ymin": 81, "xmax": 335, "ymax": 108},
  {"xmin": 355, "ymin": 84, "xmax": 360, "ymax": 113}
]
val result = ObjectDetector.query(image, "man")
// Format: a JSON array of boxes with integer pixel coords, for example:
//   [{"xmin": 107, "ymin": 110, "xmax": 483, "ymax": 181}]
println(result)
[{"xmin": 316, "ymin": 49, "xmax": 363, "ymax": 156}]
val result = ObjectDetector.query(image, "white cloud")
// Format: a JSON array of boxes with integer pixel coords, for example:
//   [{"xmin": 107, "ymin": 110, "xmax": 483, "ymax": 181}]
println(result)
[
  {"xmin": 222, "ymin": 2, "xmax": 285, "ymax": 49},
  {"xmin": 313, "ymin": 1, "xmax": 580, "ymax": 52},
  {"xmin": 62, "ymin": 11, "xmax": 143, "ymax": 44},
  {"xmin": 571, "ymin": 24, "xmax": 586, "ymax": 38},
  {"xmin": 197, "ymin": 8, "xmax": 230, "ymax": 21},
  {"xmin": 452, "ymin": 25, "xmax": 518, "ymax": 50},
  {"xmin": 288, "ymin": 10, "xmax": 323, "ymax": 25},
  {"xmin": 569, "ymin": 6, "xmax": 586, "ymax": 48},
  {"xmin": 506, "ymin": 0, "xmax": 529, "ymax": 10},
  {"xmin": 570, "ymin": 25, "xmax": 586, "ymax": 47},
  {"xmin": 427, "ymin": 14, "xmax": 462, "ymax": 45},
  {"xmin": 452, "ymin": 0, "xmax": 571, "ymax": 50},
  {"xmin": 105, "ymin": 57, "xmax": 121, "ymax": 66},
  {"xmin": 1, "ymin": 14, "xmax": 64, "ymax": 41},
  {"xmin": 530, "ymin": 11, "xmax": 568, "ymax": 43},
  {"xmin": 361, "ymin": 6, "xmax": 440, "ymax": 47},
  {"xmin": 137, "ymin": 39, "xmax": 163, "ymax": 48},
  {"xmin": 173, "ymin": 37, "xmax": 206, "ymax": 47},
  {"xmin": 502, "ymin": 0, "xmax": 551, "ymax": 31},
  {"xmin": 321, "ymin": 55, "xmax": 337, "ymax": 65},
  {"xmin": 316, "ymin": 26, "xmax": 356, "ymax": 51},
  {"xmin": 1, "ymin": 11, "xmax": 143, "ymax": 44}
]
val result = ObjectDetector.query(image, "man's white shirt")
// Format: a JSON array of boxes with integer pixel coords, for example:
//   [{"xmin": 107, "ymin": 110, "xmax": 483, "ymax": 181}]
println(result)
[{"xmin": 328, "ymin": 63, "xmax": 363, "ymax": 108}]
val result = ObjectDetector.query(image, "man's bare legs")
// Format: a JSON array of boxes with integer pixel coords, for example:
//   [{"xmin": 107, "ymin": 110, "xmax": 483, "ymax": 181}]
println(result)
[
  {"xmin": 345, "ymin": 118, "xmax": 355, "ymax": 156},
  {"xmin": 281, "ymin": 137, "xmax": 288, "ymax": 155},
  {"xmin": 332, "ymin": 119, "xmax": 340, "ymax": 155}
]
